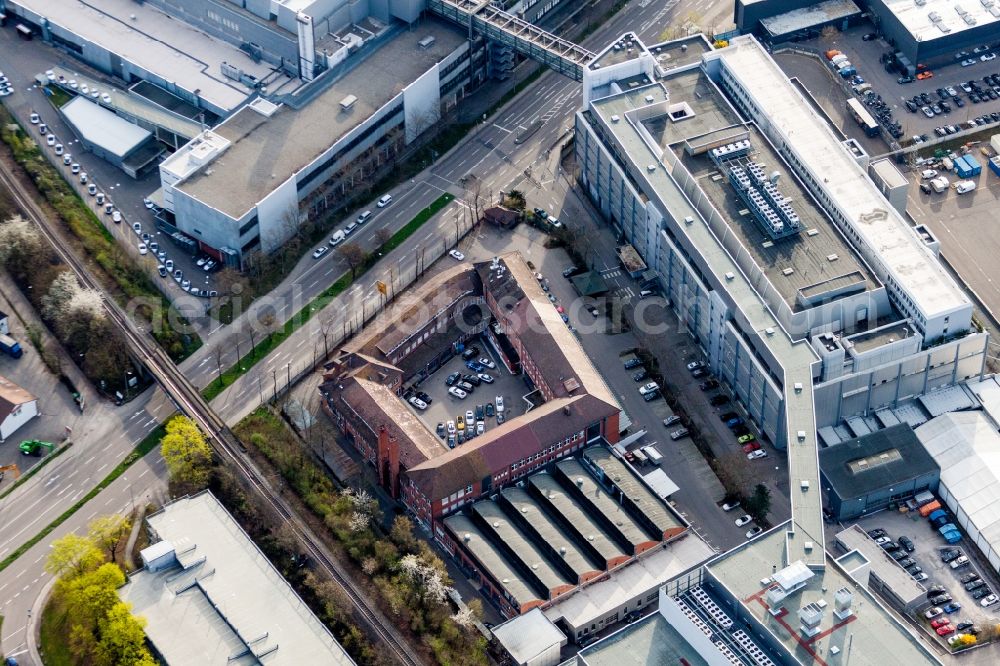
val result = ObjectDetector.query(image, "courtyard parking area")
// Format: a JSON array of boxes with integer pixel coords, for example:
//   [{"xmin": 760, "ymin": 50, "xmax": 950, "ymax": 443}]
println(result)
[
  {"xmin": 849, "ymin": 509, "xmax": 1000, "ymax": 660},
  {"xmin": 407, "ymin": 339, "xmax": 529, "ymax": 447}
]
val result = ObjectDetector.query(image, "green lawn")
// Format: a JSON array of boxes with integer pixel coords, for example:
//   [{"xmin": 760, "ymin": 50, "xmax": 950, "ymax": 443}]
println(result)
[
  {"xmin": 38, "ymin": 596, "xmax": 74, "ymax": 666},
  {"xmin": 201, "ymin": 193, "xmax": 455, "ymax": 401}
]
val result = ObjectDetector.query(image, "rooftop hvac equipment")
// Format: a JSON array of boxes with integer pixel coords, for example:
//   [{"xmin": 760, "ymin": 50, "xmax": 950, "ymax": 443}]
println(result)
[
  {"xmin": 915, "ymin": 0, "xmax": 926, "ymax": 5},
  {"xmin": 220, "ymin": 61, "xmax": 244, "ymax": 82},
  {"xmin": 983, "ymin": 0, "xmax": 994, "ymax": 7},
  {"xmin": 340, "ymin": 94, "xmax": 358, "ymax": 111},
  {"xmin": 799, "ymin": 602, "xmax": 824, "ymax": 636},
  {"xmin": 611, "ymin": 114, "xmax": 620, "ymax": 122},
  {"xmin": 928, "ymin": 10, "xmax": 941, "ymax": 19},
  {"xmin": 418, "ymin": 35, "xmax": 436, "ymax": 49},
  {"xmin": 834, "ymin": 587, "xmax": 854, "ymax": 620}
]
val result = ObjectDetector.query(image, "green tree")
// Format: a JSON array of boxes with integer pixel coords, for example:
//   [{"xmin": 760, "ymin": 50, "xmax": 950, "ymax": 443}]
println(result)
[
  {"xmin": 45, "ymin": 533, "xmax": 104, "ymax": 578},
  {"xmin": 88, "ymin": 514, "xmax": 132, "ymax": 564},
  {"xmin": 94, "ymin": 602, "xmax": 155, "ymax": 666},
  {"xmin": 745, "ymin": 483, "xmax": 772, "ymax": 523},
  {"xmin": 160, "ymin": 415, "xmax": 213, "ymax": 488}
]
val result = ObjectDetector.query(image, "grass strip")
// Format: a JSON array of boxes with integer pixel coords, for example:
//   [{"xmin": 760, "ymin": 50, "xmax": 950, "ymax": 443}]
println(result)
[
  {"xmin": 0, "ymin": 442, "xmax": 73, "ymax": 502},
  {"xmin": 0, "ymin": 424, "xmax": 166, "ymax": 574},
  {"xmin": 201, "ymin": 193, "xmax": 454, "ymax": 401}
]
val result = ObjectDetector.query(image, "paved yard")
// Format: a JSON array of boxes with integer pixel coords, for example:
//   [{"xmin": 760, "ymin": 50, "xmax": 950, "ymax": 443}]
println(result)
[
  {"xmin": 848, "ymin": 510, "xmax": 1000, "ymax": 661},
  {"xmin": 414, "ymin": 344, "xmax": 525, "ymax": 446}
]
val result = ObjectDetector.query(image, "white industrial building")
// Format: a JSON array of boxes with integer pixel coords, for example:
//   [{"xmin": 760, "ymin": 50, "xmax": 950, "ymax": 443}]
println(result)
[
  {"xmin": 0, "ymin": 374, "xmax": 38, "ymax": 443},
  {"xmin": 119, "ymin": 491, "xmax": 355, "ymax": 665},
  {"xmin": 574, "ymin": 33, "xmax": 986, "ymax": 459},
  {"xmin": 916, "ymin": 410, "xmax": 1000, "ymax": 572},
  {"xmin": 158, "ymin": 19, "xmax": 482, "ymax": 264}
]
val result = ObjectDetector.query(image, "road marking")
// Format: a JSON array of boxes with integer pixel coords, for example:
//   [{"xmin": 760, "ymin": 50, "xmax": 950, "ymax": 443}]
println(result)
[
  {"xmin": 15, "ymin": 570, "xmax": 24, "ymax": 578},
  {"xmin": 138, "ymin": 468, "xmax": 149, "ymax": 479},
  {"xmin": 84, "ymin": 456, "xmax": 95, "ymax": 464},
  {"xmin": 97, "ymin": 463, "xmax": 108, "ymax": 472},
  {"xmin": 56, "ymin": 483, "xmax": 74, "ymax": 497}
]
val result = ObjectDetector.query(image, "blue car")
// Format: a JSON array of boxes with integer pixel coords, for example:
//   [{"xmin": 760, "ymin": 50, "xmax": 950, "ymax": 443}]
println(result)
[
  {"xmin": 466, "ymin": 360, "xmax": 485, "ymax": 372},
  {"xmin": 726, "ymin": 417, "xmax": 744, "ymax": 428},
  {"xmin": 943, "ymin": 602, "xmax": 962, "ymax": 614}
]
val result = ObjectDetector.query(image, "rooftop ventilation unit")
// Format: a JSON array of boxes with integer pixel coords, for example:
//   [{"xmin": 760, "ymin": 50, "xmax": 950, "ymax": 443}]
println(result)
[
  {"xmin": 340, "ymin": 95, "xmax": 358, "ymax": 111},
  {"xmin": 418, "ymin": 35, "xmax": 436, "ymax": 49},
  {"xmin": 611, "ymin": 114, "xmax": 621, "ymax": 122},
  {"xmin": 684, "ymin": 215, "xmax": 694, "ymax": 225},
  {"xmin": 799, "ymin": 602, "xmax": 824, "ymax": 636},
  {"xmin": 834, "ymin": 587, "xmax": 854, "ymax": 620},
  {"xmin": 647, "ymin": 164, "xmax": 657, "ymax": 172},
  {"xmin": 928, "ymin": 10, "xmax": 941, "ymax": 19},
  {"xmin": 725, "ymin": 272, "xmax": 735, "ymax": 280},
  {"xmin": 645, "ymin": 94, "xmax": 655, "ymax": 103}
]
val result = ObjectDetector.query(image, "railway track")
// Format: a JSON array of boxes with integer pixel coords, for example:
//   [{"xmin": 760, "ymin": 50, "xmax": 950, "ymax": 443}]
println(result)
[{"xmin": 0, "ymin": 165, "xmax": 423, "ymax": 666}]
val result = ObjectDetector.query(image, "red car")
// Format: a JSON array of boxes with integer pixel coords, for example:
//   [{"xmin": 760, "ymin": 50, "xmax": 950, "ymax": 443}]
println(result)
[
  {"xmin": 936, "ymin": 624, "xmax": 955, "ymax": 636},
  {"xmin": 930, "ymin": 618, "xmax": 951, "ymax": 629},
  {"xmin": 742, "ymin": 441, "xmax": 761, "ymax": 453}
]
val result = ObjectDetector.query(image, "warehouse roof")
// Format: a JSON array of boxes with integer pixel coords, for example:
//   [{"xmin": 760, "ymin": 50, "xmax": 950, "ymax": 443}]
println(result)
[
  {"xmin": 471, "ymin": 500, "xmax": 574, "ymax": 595},
  {"xmin": 119, "ymin": 492, "xmax": 353, "ymax": 666},
  {"xmin": 62, "ymin": 96, "xmax": 152, "ymax": 159},
  {"xmin": 582, "ymin": 446, "xmax": 686, "ymax": 537},
  {"xmin": 491, "ymin": 609, "xmax": 566, "ymax": 664},
  {"xmin": 526, "ymin": 473, "xmax": 627, "ymax": 565},
  {"xmin": 443, "ymin": 513, "xmax": 544, "ymax": 609},
  {"xmin": 18, "ymin": 0, "xmax": 265, "ymax": 112},
  {"xmin": 555, "ymin": 458, "xmax": 657, "ymax": 551},
  {"xmin": 499, "ymin": 487, "xmax": 603, "ymax": 581},
  {"xmin": 916, "ymin": 411, "xmax": 1000, "ymax": 564},
  {"xmin": 883, "ymin": 0, "xmax": 1000, "ymax": 43},
  {"xmin": 177, "ymin": 20, "xmax": 465, "ymax": 219},
  {"xmin": 543, "ymin": 536, "xmax": 715, "ymax": 632},
  {"xmin": 819, "ymin": 423, "xmax": 939, "ymax": 500}
]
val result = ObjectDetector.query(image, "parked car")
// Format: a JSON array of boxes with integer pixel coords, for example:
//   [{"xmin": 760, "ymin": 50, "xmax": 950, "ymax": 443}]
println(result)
[
  {"xmin": 981, "ymin": 594, "xmax": 999, "ymax": 607},
  {"xmin": 686, "ymin": 361, "xmax": 705, "ymax": 371},
  {"xmin": 930, "ymin": 617, "xmax": 951, "ymax": 628},
  {"xmin": 377, "ymin": 194, "xmax": 393, "ymax": 207},
  {"xmin": 898, "ymin": 536, "xmax": 915, "ymax": 552},
  {"xmin": 624, "ymin": 358, "xmax": 643, "ymax": 369},
  {"xmin": 478, "ymin": 373, "xmax": 494, "ymax": 384},
  {"xmin": 925, "ymin": 607, "xmax": 944, "ymax": 619},
  {"xmin": 972, "ymin": 587, "xmax": 992, "ymax": 600},
  {"xmin": 941, "ymin": 549, "xmax": 962, "ymax": 562},
  {"xmin": 746, "ymin": 526, "xmax": 763, "ymax": 539},
  {"xmin": 449, "ymin": 249, "xmax": 465, "ymax": 261},
  {"xmin": 700, "ymin": 380, "xmax": 719, "ymax": 391},
  {"xmin": 722, "ymin": 500, "xmax": 740, "ymax": 511},
  {"xmin": 950, "ymin": 556, "xmax": 970, "ymax": 569},
  {"xmin": 868, "ymin": 528, "xmax": 887, "ymax": 539},
  {"xmin": 965, "ymin": 579, "xmax": 986, "ymax": 591},
  {"xmin": 663, "ymin": 415, "xmax": 682, "ymax": 427},
  {"xmin": 408, "ymin": 396, "xmax": 427, "ymax": 410},
  {"xmin": 633, "ymin": 369, "xmax": 649, "ymax": 382},
  {"xmin": 312, "ymin": 246, "xmax": 329, "ymax": 259},
  {"xmin": 927, "ymin": 585, "xmax": 947, "ymax": 598},
  {"xmin": 737, "ymin": 433, "xmax": 756, "ymax": 444},
  {"xmin": 448, "ymin": 387, "xmax": 468, "ymax": 399},
  {"xmin": 747, "ymin": 450, "xmax": 768, "ymax": 460},
  {"xmin": 735, "ymin": 515, "xmax": 752, "ymax": 527},
  {"xmin": 960, "ymin": 572, "xmax": 981, "ymax": 584},
  {"xmin": 935, "ymin": 624, "xmax": 956, "ymax": 636}
]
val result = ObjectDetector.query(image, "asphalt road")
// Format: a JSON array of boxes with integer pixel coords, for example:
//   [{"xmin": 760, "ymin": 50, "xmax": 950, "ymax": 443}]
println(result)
[{"xmin": 0, "ymin": 453, "xmax": 168, "ymax": 664}]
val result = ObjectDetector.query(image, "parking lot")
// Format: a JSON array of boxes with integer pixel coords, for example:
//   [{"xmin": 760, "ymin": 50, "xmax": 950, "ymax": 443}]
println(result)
[
  {"xmin": 408, "ymin": 341, "xmax": 525, "ymax": 447},
  {"xmin": 777, "ymin": 25, "xmax": 1000, "ymax": 148},
  {"xmin": 851, "ymin": 510, "xmax": 1000, "ymax": 658},
  {"xmin": 905, "ymin": 151, "xmax": 1000, "ymax": 321}
]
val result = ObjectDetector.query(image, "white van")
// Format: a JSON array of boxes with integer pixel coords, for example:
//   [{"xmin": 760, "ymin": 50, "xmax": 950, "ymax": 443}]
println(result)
[
  {"xmin": 956, "ymin": 180, "xmax": 976, "ymax": 194},
  {"xmin": 377, "ymin": 194, "xmax": 393, "ymax": 208},
  {"xmin": 632, "ymin": 448, "xmax": 648, "ymax": 464},
  {"xmin": 642, "ymin": 445, "xmax": 664, "ymax": 464},
  {"xmin": 329, "ymin": 230, "xmax": 346, "ymax": 247},
  {"xmin": 87, "ymin": 183, "xmax": 97, "ymax": 196}
]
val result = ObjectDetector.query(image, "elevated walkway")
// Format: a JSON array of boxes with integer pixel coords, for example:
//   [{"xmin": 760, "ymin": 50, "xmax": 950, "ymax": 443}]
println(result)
[{"xmin": 427, "ymin": 0, "xmax": 595, "ymax": 80}]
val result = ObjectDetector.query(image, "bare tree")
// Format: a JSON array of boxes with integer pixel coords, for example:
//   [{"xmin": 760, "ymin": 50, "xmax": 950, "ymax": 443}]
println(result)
[
  {"xmin": 820, "ymin": 25, "xmax": 839, "ymax": 43},
  {"xmin": 215, "ymin": 267, "xmax": 246, "ymax": 296},
  {"xmin": 260, "ymin": 312, "xmax": 277, "ymax": 343},
  {"xmin": 214, "ymin": 345, "xmax": 225, "ymax": 383},
  {"xmin": 337, "ymin": 242, "xmax": 367, "ymax": 278},
  {"xmin": 374, "ymin": 227, "xmax": 392, "ymax": 247}
]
